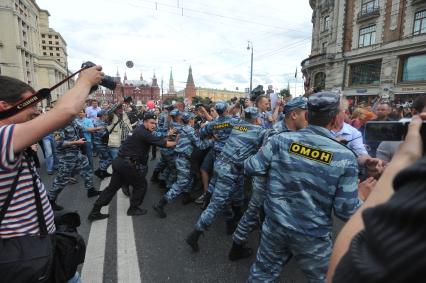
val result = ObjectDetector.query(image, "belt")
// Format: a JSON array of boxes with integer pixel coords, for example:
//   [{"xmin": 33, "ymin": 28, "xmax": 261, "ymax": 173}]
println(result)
[{"xmin": 118, "ymin": 155, "xmax": 142, "ymax": 166}]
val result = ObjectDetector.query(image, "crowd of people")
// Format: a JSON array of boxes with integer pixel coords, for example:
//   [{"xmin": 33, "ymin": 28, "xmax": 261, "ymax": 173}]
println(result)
[{"xmin": 0, "ymin": 66, "xmax": 425, "ymax": 283}]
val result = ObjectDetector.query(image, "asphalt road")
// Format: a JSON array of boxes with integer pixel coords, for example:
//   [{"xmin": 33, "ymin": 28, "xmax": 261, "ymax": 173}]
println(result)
[{"xmin": 38, "ymin": 154, "xmax": 343, "ymax": 283}]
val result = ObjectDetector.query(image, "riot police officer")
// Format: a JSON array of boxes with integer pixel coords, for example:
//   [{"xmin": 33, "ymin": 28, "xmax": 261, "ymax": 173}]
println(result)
[
  {"xmin": 245, "ymin": 92, "xmax": 361, "ymax": 282},
  {"xmin": 88, "ymin": 112, "xmax": 177, "ymax": 220}
]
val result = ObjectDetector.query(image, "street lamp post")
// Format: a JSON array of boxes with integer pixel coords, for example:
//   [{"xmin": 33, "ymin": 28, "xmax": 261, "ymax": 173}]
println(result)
[{"xmin": 247, "ymin": 41, "xmax": 253, "ymax": 95}]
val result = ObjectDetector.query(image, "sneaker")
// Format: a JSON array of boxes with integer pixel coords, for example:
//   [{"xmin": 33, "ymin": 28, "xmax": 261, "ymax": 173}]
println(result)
[
  {"xmin": 195, "ymin": 192, "xmax": 206, "ymax": 204},
  {"xmin": 127, "ymin": 207, "xmax": 148, "ymax": 216},
  {"xmin": 68, "ymin": 177, "xmax": 78, "ymax": 184}
]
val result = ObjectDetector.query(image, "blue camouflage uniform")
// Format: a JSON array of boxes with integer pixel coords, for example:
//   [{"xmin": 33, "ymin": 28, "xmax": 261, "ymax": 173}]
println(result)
[
  {"xmin": 233, "ymin": 96, "xmax": 308, "ymax": 246},
  {"xmin": 92, "ymin": 117, "xmax": 111, "ymax": 172},
  {"xmin": 152, "ymin": 110, "xmax": 170, "ymax": 177},
  {"xmin": 48, "ymin": 121, "xmax": 94, "ymax": 201},
  {"xmin": 195, "ymin": 107, "xmax": 267, "ymax": 232},
  {"xmin": 164, "ymin": 113, "xmax": 213, "ymax": 202},
  {"xmin": 246, "ymin": 92, "xmax": 361, "ymax": 283},
  {"xmin": 199, "ymin": 102, "xmax": 239, "ymax": 195},
  {"xmin": 160, "ymin": 110, "xmax": 182, "ymax": 189}
]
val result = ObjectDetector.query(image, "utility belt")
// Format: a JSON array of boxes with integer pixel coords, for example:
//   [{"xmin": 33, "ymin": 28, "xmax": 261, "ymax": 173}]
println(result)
[
  {"xmin": 117, "ymin": 155, "xmax": 144, "ymax": 168},
  {"xmin": 217, "ymin": 155, "xmax": 243, "ymax": 171}
]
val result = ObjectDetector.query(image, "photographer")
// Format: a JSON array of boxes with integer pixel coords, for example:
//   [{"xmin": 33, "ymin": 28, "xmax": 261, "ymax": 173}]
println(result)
[
  {"xmin": 327, "ymin": 112, "xmax": 426, "ymax": 283},
  {"xmin": 0, "ymin": 66, "xmax": 102, "ymax": 282}
]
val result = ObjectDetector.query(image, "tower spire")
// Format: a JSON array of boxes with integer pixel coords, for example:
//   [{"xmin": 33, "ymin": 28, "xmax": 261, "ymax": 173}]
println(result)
[
  {"xmin": 124, "ymin": 71, "xmax": 128, "ymax": 81},
  {"xmin": 168, "ymin": 68, "xmax": 175, "ymax": 93}
]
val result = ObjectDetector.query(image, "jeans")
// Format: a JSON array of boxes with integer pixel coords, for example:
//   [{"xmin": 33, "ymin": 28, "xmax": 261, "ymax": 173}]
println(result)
[
  {"xmin": 67, "ymin": 272, "xmax": 81, "ymax": 283},
  {"xmin": 109, "ymin": 147, "xmax": 119, "ymax": 159},
  {"xmin": 85, "ymin": 141, "xmax": 94, "ymax": 169},
  {"xmin": 42, "ymin": 135, "xmax": 57, "ymax": 173}
]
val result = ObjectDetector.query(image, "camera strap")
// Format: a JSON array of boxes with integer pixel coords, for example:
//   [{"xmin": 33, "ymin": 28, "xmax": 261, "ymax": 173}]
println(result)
[{"xmin": 0, "ymin": 67, "xmax": 86, "ymax": 120}]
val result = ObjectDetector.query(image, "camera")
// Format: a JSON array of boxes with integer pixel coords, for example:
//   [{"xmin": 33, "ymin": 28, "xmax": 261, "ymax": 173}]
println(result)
[
  {"xmin": 81, "ymin": 61, "xmax": 117, "ymax": 92},
  {"xmin": 364, "ymin": 120, "xmax": 426, "ymax": 152}
]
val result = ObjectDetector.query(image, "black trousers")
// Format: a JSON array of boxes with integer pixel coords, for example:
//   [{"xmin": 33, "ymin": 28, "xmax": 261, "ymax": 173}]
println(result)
[{"xmin": 95, "ymin": 157, "xmax": 147, "ymax": 209}]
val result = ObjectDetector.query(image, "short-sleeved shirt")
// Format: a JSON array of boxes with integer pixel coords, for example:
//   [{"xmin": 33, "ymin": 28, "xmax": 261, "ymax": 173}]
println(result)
[
  {"xmin": 332, "ymin": 122, "xmax": 368, "ymax": 157},
  {"xmin": 85, "ymin": 106, "xmax": 101, "ymax": 120},
  {"xmin": 0, "ymin": 125, "xmax": 55, "ymax": 239},
  {"xmin": 75, "ymin": 117, "xmax": 94, "ymax": 142},
  {"xmin": 118, "ymin": 125, "xmax": 167, "ymax": 165}
]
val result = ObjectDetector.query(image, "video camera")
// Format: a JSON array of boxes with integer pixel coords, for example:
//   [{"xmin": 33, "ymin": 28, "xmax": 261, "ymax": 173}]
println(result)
[
  {"xmin": 81, "ymin": 61, "xmax": 117, "ymax": 92},
  {"xmin": 364, "ymin": 120, "xmax": 426, "ymax": 153}
]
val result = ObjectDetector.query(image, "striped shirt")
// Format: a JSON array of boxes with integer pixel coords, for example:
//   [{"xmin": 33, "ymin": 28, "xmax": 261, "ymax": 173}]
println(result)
[{"xmin": 0, "ymin": 125, "xmax": 55, "ymax": 239}]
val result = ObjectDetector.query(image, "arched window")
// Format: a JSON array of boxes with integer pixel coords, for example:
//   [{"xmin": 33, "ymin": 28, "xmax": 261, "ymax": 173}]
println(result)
[{"xmin": 314, "ymin": 72, "xmax": 326, "ymax": 90}]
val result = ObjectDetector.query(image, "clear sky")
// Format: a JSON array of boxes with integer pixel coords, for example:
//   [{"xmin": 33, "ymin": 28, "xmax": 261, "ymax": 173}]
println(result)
[{"xmin": 36, "ymin": 0, "xmax": 313, "ymax": 95}]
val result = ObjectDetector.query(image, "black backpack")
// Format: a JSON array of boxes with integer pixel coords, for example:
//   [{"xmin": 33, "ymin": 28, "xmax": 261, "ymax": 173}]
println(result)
[{"xmin": 51, "ymin": 211, "xmax": 86, "ymax": 283}]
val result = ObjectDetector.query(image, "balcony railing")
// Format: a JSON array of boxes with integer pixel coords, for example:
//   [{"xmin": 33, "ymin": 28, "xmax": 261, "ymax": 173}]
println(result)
[
  {"xmin": 357, "ymin": 8, "xmax": 380, "ymax": 23},
  {"xmin": 301, "ymin": 53, "xmax": 335, "ymax": 69}
]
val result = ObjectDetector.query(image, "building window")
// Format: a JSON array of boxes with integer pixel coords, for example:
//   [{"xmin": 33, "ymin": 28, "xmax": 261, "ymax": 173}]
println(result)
[
  {"xmin": 314, "ymin": 72, "xmax": 326, "ymax": 90},
  {"xmin": 361, "ymin": 0, "xmax": 379, "ymax": 15},
  {"xmin": 401, "ymin": 53, "xmax": 426, "ymax": 81},
  {"xmin": 359, "ymin": 25, "xmax": 376, "ymax": 47},
  {"xmin": 43, "ymin": 52, "xmax": 46, "ymax": 55},
  {"xmin": 49, "ymin": 47, "xmax": 52, "ymax": 50},
  {"xmin": 48, "ymin": 35, "xmax": 52, "ymax": 38},
  {"xmin": 49, "ymin": 41, "xmax": 52, "ymax": 44},
  {"xmin": 322, "ymin": 42, "xmax": 328, "ymax": 53},
  {"xmin": 56, "ymin": 53, "xmax": 60, "ymax": 56},
  {"xmin": 42, "ymin": 40, "xmax": 45, "ymax": 44},
  {"xmin": 413, "ymin": 10, "xmax": 426, "ymax": 35},
  {"xmin": 42, "ymin": 34, "xmax": 45, "ymax": 38},
  {"xmin": 56, "ymin": 47, "xmax": 59, "ymax": 50},
  {"xmin": 55, "ymin": 41, "xmax": 59, "ymax": 45},
  {"xmin": 50, "ymin": 53, "xmax": 53, "ymax": 56},
  {"xmin": 55, "ymin": 35, "xmax": 58, "ymax": 39},
  {"xmin": 323, "ymin": 16, "xmax": 330, "ymax": 31},
  {"xmin": 350, "ymin": 60, "xmax": 382, "ymax": 85},
  {"xmin": 42, "ymin": 46, "xmax": 46, "ymax": 50}
]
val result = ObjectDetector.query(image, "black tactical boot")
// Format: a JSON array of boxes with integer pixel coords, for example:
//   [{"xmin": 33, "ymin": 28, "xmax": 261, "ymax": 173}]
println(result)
[
  {"xmin": 185, "ymin": 229, "xmax": 203, "ymax": 252},
  {"xmin": 94, "ymin": 169, "xmax": 103, "ymax": 179},
  {"xmin": 127, "ymin": 207, "xmax": 148, "ymax": 216},
  {"xmin": 228, "ymin": 241, "xmax": 253, "ymax": 261},
  {"xmin": 182, "ymin": 192, "xmax": 194, "ymax": 205},
  {"xmin": 49, "ymin": 199, "xmax": 63, "ymax": 211},
  {"xmin": 150, "ymin": 169, "xmax": 161, "ymax": 183},
  {"xmin": 226, "ymin": 220, "xmax": 237, "ymax": 235},
  {"xmin": 153, "ymin": 198, "xmax": 167, "ymax": 218},
  {"xmin": 87, "ymin": 187, "xmax": 101, "ymax": 198},
  {"xmin": 202, "ymin": 191, "xmax": 212, "ymax": 210},
  {"xmin": 88, "ymin": 205, "xmax": 109, "ymax": 221}
]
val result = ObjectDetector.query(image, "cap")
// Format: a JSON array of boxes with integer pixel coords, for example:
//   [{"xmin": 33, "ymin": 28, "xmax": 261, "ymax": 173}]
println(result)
[
  {"xmin": 284, "ymin": 96, "xmax": 308, "ymax": 114},
  {"xmin": 308, "ymin": 92, "xmax": 340, "ymax": 112},
  {"xmin": 215, "ymin": 101, "xmax": 228, "ymax": 112},
  {"xmin": 143, "ymin": 112, "xmax": 157, "ymax": 121},
  {"xmin": 169, "ymin": 109, "xmax": 181, "ymax": 117},
  {"xmin": 244, "ymin": 107, "xmax": 260, "ymax": 119},
  {"xmin": 97, "ymin": 110, "xmax": 107, "ymax": 117},
  {"xmin": 182, "ymin": 112, "xmax": 195, "ymax": 122}
]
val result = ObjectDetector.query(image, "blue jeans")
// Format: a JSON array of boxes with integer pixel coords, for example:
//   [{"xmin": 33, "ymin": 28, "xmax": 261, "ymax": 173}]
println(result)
[
  {"xmin": 85, "ymin": 141, "xmax": 94, "ymax": 169},
  {"xmin": 67, "ymin": 272, "xmax": 81, "ymax": 283},
  {"xmin": 109, "ymin": 147, "xmax": 119, "ymax": 159},
  {"xmin": 42, "ymin": 135, "xmax": 57, "ymax": 173}
]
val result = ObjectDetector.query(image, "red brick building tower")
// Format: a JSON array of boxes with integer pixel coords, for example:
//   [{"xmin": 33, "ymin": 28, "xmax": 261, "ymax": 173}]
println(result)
[{"xmin": 184, "ymin": 65, "xmax": 196, "ymax": 102}]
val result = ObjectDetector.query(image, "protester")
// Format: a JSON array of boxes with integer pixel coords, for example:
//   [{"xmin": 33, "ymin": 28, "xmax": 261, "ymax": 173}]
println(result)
[{"xmin": 85, "ymin": 99, "xmax": 102, "ymax": 120}]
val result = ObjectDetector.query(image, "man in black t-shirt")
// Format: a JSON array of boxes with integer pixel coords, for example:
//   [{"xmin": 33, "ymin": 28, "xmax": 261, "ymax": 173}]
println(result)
[{"xmin": 88, "ymin": 113, "xmax": 177, "ymax": 220}]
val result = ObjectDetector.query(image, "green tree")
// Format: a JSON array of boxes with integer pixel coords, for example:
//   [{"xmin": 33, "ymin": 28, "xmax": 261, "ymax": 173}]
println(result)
[
  {"xmin": 163, "ymin": 96, "xmax": 184, "ymax": 105},
  {"xmin": 279, "ymin": 88, "xmax": 292, "ymax": 98}
]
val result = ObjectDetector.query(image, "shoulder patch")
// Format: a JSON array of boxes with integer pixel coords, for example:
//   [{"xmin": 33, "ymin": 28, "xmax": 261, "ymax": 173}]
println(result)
[
  {"xmin": 54, "ymin": 132, "xmax": 62, "ymax": 141},
  {"xmin": 213, "ymin": 122, "xmax": 232, "ymax": 130},
  {"xmin": 233, "ymin": 125, "xmax": 248, "ymax": 132},
  {"xmin": 288, "ymin": 142, "xmax": 333, "ymax": 165}
]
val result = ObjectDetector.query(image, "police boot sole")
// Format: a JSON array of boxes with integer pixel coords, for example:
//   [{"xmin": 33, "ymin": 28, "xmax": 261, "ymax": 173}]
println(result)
[
  {"xmin": 229, "ymin": 247, "xmax": 253, "ymax": 261},
  {"xmin": 152, "ymin": 205, "xmax": 167, "ymax": 218}
]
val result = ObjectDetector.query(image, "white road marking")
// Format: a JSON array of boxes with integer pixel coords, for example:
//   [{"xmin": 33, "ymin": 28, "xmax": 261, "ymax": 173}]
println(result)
[
  {"xmin": 117, "ymin": 190, "xmax": 142, "ymax": 283},
  {"xmin": 81, "ymin": 178, "xmax": 110, "ymax": 283}
]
